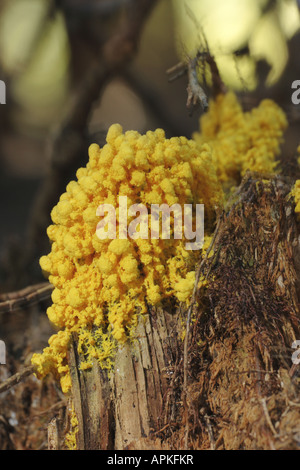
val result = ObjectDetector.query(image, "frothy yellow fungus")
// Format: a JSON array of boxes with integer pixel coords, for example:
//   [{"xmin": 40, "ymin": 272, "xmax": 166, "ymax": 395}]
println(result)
[
  {"xmin": 65, "ymin": 403, "xmax": 79, "ymax": 450},
  {"xmin": 32, "ymin": 124, "xmax": 223, "ymax": 392},
  {"xmin": 32, "ymin": 92, "xmax": 288, "ymax": 394},
  {"xmin": 290, "ymin": 179, "xmax": 300, "ymax": 219},
  {"xmin": 193, "ymin": 92, "xmax": 287, "ymax": 184}
]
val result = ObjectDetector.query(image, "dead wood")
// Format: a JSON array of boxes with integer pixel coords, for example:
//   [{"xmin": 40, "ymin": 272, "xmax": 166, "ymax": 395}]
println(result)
[
  {"xmin": 180, "ymin": 173, "xmax": 300, "ymax": 450},
  {"xmin": 63, "ymin": 173, "xmax": 300, "ymax": 450},
  {"xmin": 68, "ymin": 306, "xmax": 183, "ymax": 450}
]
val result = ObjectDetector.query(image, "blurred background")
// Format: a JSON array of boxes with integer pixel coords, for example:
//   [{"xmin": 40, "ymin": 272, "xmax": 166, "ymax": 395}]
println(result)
[
  {"xmin": 0, "ymin": 0, "xmax": 300, "ymax": 292},
  {"xmin": 0, "ymin": 0, "xmax": 300, "ymax": 449}
]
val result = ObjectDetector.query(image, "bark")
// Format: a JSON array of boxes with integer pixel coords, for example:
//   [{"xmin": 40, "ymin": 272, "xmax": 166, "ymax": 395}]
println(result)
[
  {"xmin": 68, "ymin": 306, "xmax": 183, "ymax": 450},
  {"xmin": 64, "ymin": 173, "xmax": 300, "ymax": 450}
]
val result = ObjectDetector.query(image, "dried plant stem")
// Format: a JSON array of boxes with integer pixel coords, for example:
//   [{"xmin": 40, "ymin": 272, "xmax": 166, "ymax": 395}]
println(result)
[
  {"xmin": 0, "ymin": 282, "xmax": 52, "ymax": 314},
  {"xmin": 167, "ymin": 48, "xmax": 226, "ymax": 115},
  {"xmin": 0, "ymin": 365, "xmax": 35, "ymax": 394},
  {"xmin": 261, "ymin": 398, "xmax": 278, "ymax": 437}
]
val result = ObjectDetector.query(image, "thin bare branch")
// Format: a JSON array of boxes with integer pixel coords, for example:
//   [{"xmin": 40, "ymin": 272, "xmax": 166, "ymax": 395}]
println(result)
[
  {"xmin": 166, "ymin": 62, "xmax": 187, "ymax": 83},
  {"xmin": 0, "ymin": 365, "xmax": 35, "ymax": 394},
  {"xmin": 0, "ymin": 282, "xmax": 53, "ymax": 314}
]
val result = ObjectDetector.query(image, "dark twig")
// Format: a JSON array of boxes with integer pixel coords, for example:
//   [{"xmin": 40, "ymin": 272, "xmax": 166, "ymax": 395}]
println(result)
[
  {"xmin": 0, "ymin": 365, "xmax": 36, "ymax": 394},
  {"xmin": 0, "ymin": 282, "xmax": 53, "ymax": 314}
]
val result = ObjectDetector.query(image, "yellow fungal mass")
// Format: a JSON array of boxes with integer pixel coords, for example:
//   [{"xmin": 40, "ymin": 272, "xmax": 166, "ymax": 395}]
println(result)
[
  {"xmin": 291, "ymin": 179, "xmax": 300, "ymax": 219},
  {"xmin": 292, "ymin": 146, "xmax": 300, "ymax": 217},
  {"xmin": 32, "ymin": 123, "xmax": 223, "ymax": 392},
  {"xmin": 65, "ymin": 403, "xmax": 79, "ymax": 450},
  {"xmin": 31, "ymin": 92, "xmax": 288, "ymax": 394},
  {"xmin": 193, "ymin": 92, "xmax": 287, "ymax": 185}
]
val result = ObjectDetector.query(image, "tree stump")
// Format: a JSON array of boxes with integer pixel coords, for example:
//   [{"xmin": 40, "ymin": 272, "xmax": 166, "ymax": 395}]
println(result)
[
  {"xmin": 63, "ymin": 173, "xmax": 300, "ymax": 450},
  {"xmin": 68, "ymin": 306, "xmax": 184, "ymax": 450}
]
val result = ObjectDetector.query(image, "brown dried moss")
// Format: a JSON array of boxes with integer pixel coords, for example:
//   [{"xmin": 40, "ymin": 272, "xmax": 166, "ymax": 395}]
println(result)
[{"xmin": 163, "ymin": 173, "xmax": 300, "ymax": 450}]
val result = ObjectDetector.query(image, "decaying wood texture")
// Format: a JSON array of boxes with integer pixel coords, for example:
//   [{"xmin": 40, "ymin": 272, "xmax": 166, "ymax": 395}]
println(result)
[
  {"xmin": 183, "ymin": 173, "xmax": 300, "ymax": 450},
  {"xmin": 66, "ymin": 173, "xmax": 300, "ymax": 450},
  {"xmin": 68, "ymin": 306, "xmax": 183, "ymax": 450}
]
